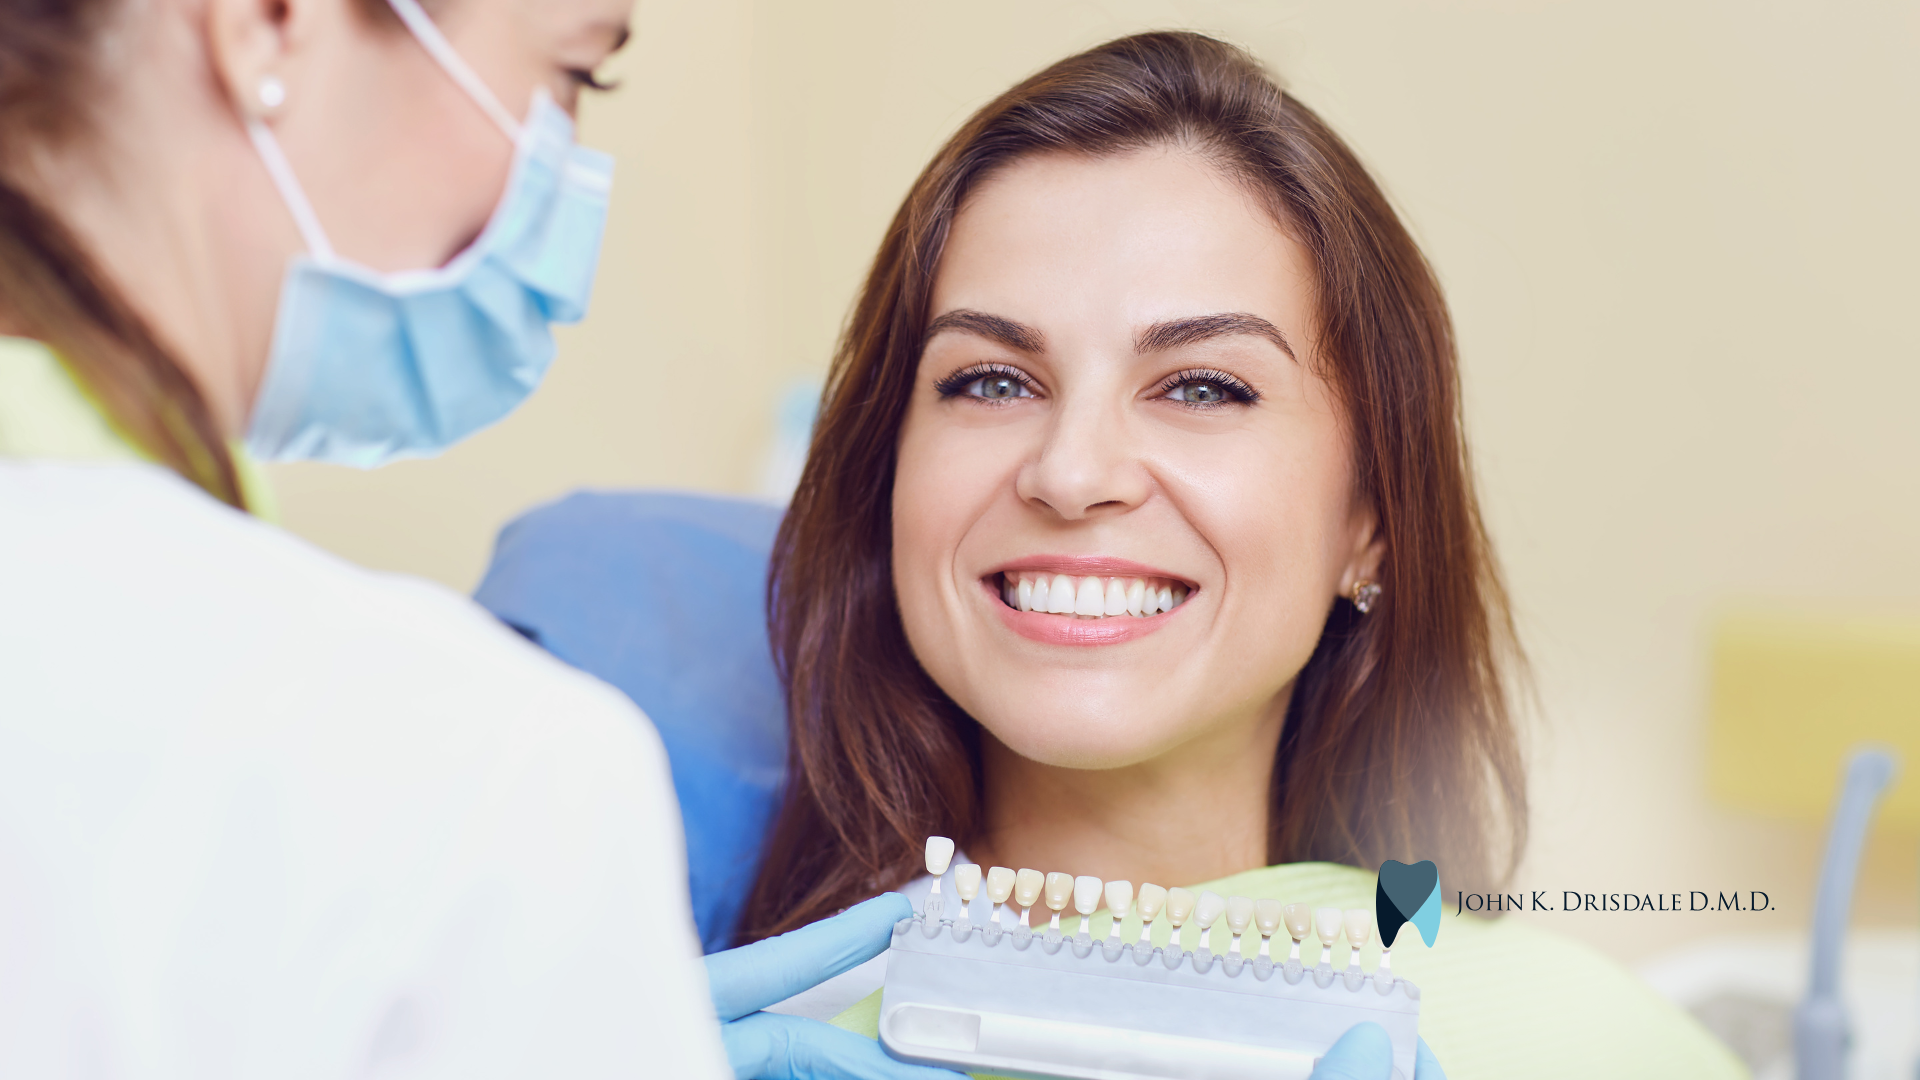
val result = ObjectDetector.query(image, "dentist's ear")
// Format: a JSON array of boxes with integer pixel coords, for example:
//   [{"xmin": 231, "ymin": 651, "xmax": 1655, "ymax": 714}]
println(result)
[{"xmin": 205, "ymin": 0, "xmax": 310, "ymax": 120}]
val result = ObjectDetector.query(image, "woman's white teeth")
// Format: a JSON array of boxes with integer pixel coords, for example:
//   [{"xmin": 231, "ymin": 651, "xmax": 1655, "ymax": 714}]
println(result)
[
  {"xmin": 1046, "ymin": 575, "xmax": 1076, "ymax": 614},
  {"xmin": 1073, "ymin": 577, "xmax": 1104, "ymax": 617},
  {"xmin": 1003, "ymin": 572, "xmax": 1191, "ymax": 618}
]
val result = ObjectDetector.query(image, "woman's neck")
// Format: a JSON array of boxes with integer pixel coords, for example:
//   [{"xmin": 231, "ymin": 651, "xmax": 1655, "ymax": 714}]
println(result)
[{"xmin": 966, "ymin": 691, "xmax": 1289, "ymax": 889}]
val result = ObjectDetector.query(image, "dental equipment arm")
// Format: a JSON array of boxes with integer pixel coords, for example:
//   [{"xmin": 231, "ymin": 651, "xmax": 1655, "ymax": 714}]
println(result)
[
  {"xmin": 706, "ymin": 893, "xmax": 965, "ymax": 1080},
  {"xmin": 1795, "ymin": 746, "xmax": 1899, "ymax": 1080}
]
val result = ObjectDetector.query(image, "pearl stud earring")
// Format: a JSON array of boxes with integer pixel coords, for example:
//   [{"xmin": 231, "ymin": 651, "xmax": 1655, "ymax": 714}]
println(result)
[
  {"xmin": 258, "ymin": 75, "xmax": 287, "ymax": 111},
  {"xmin": 1351, "ymin": 579, "xmax": 1381, "ymax": 614}
]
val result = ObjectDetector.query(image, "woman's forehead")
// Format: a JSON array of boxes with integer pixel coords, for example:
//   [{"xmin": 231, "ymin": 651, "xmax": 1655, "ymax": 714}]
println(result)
[{"xmin": 934, "ymin": 148, "xmax": 1315, "ymax": 349}]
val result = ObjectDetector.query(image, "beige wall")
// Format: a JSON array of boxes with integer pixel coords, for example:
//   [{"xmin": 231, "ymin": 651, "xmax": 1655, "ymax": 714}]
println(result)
[{"xmin": 268, "ymin": 0, "xmax": 1920, "ymax": 964}]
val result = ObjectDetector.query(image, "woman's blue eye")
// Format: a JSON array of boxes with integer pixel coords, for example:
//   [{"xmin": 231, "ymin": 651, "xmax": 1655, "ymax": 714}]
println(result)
[
  {"xmin": 1168, "ymin": 381, "xmax": 1229, "ymax": 404},
  {"xmin": 968, "ymin": 375, "xmax": 1028, "ymax": 400},
  {"xmin": 1159, "ymin": 370, "xmax": 1257, "ymax": 405}
]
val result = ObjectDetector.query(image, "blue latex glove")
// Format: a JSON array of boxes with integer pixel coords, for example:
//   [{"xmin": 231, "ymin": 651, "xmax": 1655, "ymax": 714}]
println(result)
[
  {"xmin": 705, "ymin": 893, "xmax": 965, "ymax": 1080},
  {"xmin": 1311, "ymin": 1021, "xmax": 1446, "ymax": 1080}
]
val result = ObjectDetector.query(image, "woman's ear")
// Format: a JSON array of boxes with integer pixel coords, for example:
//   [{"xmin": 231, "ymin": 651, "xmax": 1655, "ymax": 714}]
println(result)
[
  {"xmin": 205, "ymin": 0, "xmax": 308, "ymax": 120},
  {"xmin": 1337, "ymin": 503, "xmax": 1387, "ymax": 597}
]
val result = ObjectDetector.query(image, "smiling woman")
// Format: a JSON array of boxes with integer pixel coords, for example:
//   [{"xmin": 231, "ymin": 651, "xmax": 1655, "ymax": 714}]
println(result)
[
  {"xmin": 736, "ymin": 32, "xmax": 1742, "ymax": 1075},
  {"xmin": 745, "ymin": 30, "xmax": 1524, "ymax": 937}
]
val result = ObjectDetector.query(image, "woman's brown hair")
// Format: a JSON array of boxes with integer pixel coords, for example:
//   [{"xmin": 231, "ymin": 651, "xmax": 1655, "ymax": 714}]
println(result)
[{"xmin": 741, "ymin": 30, "xmax": 1526, "ymax": 941}]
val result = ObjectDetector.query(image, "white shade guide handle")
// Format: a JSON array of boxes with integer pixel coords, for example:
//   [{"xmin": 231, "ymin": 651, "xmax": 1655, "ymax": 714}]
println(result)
[
  {"xmin": 953, "ymin": 863, "xmax": 982, "ymax": 904},
  {"xmin": 985, "ymin": 866, "xmax": 1017, "ymax": 905},
  {"xmin": 924, "ymin": 836, "xmax": 956, "ymax": 877}
]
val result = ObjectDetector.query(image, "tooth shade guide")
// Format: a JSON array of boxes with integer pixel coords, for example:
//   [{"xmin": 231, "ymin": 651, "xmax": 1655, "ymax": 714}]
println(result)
[{"xmin": 880, "ymin": 906, "xmax": 1424, "ymax": 1078}]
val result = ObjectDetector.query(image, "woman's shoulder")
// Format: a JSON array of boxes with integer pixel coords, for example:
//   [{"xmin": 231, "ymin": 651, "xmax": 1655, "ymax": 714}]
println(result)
[{"xmin": 1204, "ymin": 863, "xmax": 1747, "ymax": 1079}]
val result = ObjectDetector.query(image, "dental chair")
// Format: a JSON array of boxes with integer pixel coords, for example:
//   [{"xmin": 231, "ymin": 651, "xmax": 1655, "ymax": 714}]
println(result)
[{"xmin": 474, "ymin": 491, "xmax": 787, "ymax": 952}]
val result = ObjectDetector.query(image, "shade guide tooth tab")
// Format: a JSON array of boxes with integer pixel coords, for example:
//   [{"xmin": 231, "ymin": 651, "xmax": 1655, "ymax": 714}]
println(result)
[
  {"xmin": 1014, "ymin": 869, "xmax": 1044, "ymax": 929},
  {"xmin": 925, "ymin": 836, "xmax": 956, "ymax": 878},
  {"xmin": 1043, "ymin": 872, "xmax": 1074, "ymax": 935},
  {"xmin": 954, "ymin": 863, "xmax": 982, "ymax": 903},
  {"xmin": 1224, "ymin": 896, "xmax": 1255, "ymax": 957},
  {"xmin": 1103, "ymin": 880, "xmax": 1134, "ymax": 943},
  {"xmin": 1073, "ymin": 876, "xmax": 1103, "ymax": 916},
  {"xmin": 952, "ymin": 864, "xmax": 982, "ymax": 925},
  {"xmin": 1342, "ymin": 907, "xmax": 1372, "ymax": 971},
  {"xmin": 882, "ymin": 902, "xmax": 1421, "ymax": 1078},
  {"xmin": 1312, "ymin": 906, "xmax": 1343, "ymax": 968},
  {"xmin": 1193, "ymin": 891, "xmax": 1227, "ymax": 955},
  {"xmin": 1135, "ymin": 883, "xmax": 1167, "ymax": 946},
  {"xmin": 1163, "ymin": 888, "xmax": 1197, "ymax": 956},
  {"xmin": 1254, "ymin": 898, "xmax": 1283, "ymax": 959}
]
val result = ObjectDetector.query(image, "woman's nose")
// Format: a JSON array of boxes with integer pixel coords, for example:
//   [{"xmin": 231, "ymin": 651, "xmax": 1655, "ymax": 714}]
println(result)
[{"xmin": 1015, "ymin": 398, "xmax": 1151, "ymax": 520}]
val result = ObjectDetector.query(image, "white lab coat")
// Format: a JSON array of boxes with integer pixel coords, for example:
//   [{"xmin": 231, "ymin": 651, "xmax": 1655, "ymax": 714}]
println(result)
[{"xmin": 0, "ymin": 460, "xmax": 731, "ymax": 1080}]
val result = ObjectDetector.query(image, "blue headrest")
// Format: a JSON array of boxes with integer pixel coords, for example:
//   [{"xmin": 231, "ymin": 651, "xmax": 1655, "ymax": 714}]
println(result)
[{"xmin": 474, "ymin": 490, "xmax": 787, "ymax": 952}]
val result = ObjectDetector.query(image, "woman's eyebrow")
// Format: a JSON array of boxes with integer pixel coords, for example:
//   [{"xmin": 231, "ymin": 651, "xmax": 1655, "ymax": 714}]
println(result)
[
  {"xmin": 924, "ymin": 309, "xmax": 1045, "ymax": 353},
  {"xmin": 1136, "ymin": 313, "xmax": 1295, "ymax": 360}
]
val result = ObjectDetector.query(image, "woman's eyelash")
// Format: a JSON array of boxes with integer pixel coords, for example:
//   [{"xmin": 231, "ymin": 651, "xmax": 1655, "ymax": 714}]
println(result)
[
  {"xmin": 568, "ymin": 68, "xmax": 619, "ymax": 92},
  {"xmin": 1155, "ymin": 368, "xmax": 1260, "ymax": 405},
  {"xmin": 934, "ymin": 363, "xmax": 1038, "ymax": 398}
]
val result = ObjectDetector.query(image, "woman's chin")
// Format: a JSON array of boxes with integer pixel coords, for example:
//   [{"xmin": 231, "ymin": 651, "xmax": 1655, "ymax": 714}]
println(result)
[{"xmin": 977, "ymin": 712, "xmax": 1189, "ymax": 771}]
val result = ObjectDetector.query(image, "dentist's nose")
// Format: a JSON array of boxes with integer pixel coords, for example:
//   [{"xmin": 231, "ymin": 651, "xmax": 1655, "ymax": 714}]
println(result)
[{"xmin": 1016, "ymin": 399, "xmax": 1150, "ymax": 520}]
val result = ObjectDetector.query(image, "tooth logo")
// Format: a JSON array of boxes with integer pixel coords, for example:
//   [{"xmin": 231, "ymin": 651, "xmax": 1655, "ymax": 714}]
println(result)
[{"xmin": 1375, "ymin": 860, "xmax": 1442, "ymax": 949}]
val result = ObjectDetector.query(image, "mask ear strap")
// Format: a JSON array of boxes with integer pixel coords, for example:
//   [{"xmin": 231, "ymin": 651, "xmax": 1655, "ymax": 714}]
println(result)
[
  {"xmin": 384, "ymin": 0, "xmax": 523, "ymax": 140},
  {"xmin": 246, "ymin": 120, "xmax": 336, "ymax": 261}
]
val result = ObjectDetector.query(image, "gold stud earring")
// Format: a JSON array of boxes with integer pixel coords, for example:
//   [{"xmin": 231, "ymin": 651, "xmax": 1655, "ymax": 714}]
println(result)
[{"xmin": 1351, "ymin": 579, "xmax": 1381, "ymax": 614}]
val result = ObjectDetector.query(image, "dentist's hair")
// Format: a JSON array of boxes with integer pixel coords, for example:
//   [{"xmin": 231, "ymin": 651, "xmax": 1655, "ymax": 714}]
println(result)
[
  {"xmin": 0, "ymin": 0, "xmax": 431, "ymax": 506},
  {"xmin": 743, "ymin": 30, "xmax": 1526, "ymax": 941},
  {"xmin": 0, "ymin": 1, "xmax": 243, "ymax": 505}
]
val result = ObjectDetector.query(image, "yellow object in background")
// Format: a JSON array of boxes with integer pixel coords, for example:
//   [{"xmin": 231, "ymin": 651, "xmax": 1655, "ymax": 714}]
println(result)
[{"xmin": 1709, "ymin": 612, "xmax": 1920, "ymax": 829}]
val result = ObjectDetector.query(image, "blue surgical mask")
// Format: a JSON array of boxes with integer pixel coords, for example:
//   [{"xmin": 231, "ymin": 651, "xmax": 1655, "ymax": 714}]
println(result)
[{"xmin": 243, "ymin": 0, "xmax": 613, "ymax": 467}]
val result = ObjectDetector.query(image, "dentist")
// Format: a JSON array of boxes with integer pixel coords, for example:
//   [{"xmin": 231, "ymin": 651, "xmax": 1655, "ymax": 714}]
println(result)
[{"xmin": 0, "ymin": 1, "xmax": 954, "ymax": 1077}]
